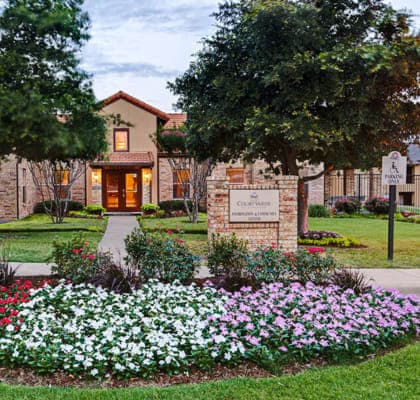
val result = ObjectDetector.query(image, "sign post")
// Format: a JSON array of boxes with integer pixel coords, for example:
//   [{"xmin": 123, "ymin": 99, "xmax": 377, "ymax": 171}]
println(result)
[{"xmin": 381, "ymin": 151, "xmax": 407, "ymax": 262}]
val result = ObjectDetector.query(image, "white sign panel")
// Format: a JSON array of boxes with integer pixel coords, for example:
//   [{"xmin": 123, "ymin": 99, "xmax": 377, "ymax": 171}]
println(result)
[
  {"xmin": 382, "ymin": 151, "xmax": 407, "ymax": 185},
  {"xmin": 230, "ymin": 190, "xmax": 279, "ymax": 222}
]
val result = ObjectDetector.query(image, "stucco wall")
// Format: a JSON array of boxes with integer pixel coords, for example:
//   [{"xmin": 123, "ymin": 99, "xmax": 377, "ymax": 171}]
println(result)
[{"xmin": 101, "ymin": 98, "xmax": 159, "ymax": 203}]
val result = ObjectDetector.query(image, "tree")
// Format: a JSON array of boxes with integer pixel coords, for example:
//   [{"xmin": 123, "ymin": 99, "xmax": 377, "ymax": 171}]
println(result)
[
  {"xmin": 28, "ymin": 160, "xmax": 85, "ymax": 224},
  {"xmin": 169, "ymin": 0, "xmax": 420, "ymax": 234},
  {"xmin": 0, "ymin": 0, "xmax": 108, "ymax": 162},
  {"xmin": 155, "ymin": 127, "xmax": 214, "ymax": 223}
]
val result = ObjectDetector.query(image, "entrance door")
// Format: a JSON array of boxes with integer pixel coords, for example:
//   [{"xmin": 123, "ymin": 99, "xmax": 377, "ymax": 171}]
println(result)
[{"xmin": 104, "ymin": 170, "xmax": 140, "ymax": 211}]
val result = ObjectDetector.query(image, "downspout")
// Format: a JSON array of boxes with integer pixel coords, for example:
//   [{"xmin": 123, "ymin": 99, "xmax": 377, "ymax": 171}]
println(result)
[{"xmin": 16, "ymin": 161, "xmax": 20, "ymax": 220}]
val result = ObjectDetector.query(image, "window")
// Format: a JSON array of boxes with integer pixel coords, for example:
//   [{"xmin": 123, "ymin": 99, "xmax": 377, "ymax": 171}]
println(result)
[
  {"xmin": 114, "ymin": 128, "xmax": 129, "ymax": 152},
  {"xmin": 91, "ymin": 169, "xmax": 102, "ymax": 187},
  {"xmin": 406, "ymin": 165, "xmax": 414, "ymax": 184},
  {"xmin": 226, "ymin": 168, "xmax": 244, "ymax": 183},
  {"xmin": 55, "ymin": 170, "xmax": 70, "ymax": 185},
  {"xmin": 22, "ymin": 168, "xmax": 27, "ymax": 204},
  {"xmin": 173, "ymin": 169, "xmax": 190, "ymax": 199}
]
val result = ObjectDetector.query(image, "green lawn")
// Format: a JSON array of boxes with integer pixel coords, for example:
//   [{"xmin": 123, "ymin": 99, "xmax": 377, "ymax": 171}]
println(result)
[
  {"xmin": 0, "ymin": 215, "xmax": 107, "ymax": 263},
  {"xmin": 139, "ymin": 213, "xmax": 208, "ymax": 234},
  {"xmin": 0, "ymin": 342, "xmax": 418, "ymax": 399},
  {"xmin": 309, "ymin": 217, "xmax": 420, "ymax": 268},
  {"xmin": 141, "ymin": 214, "xmax": 420, "ymax": 267}
]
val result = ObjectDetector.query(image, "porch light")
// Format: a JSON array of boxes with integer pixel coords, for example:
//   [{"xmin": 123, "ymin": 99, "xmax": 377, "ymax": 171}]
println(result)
[{"xmin": 142, "ymin": 169, "xmax": 152, "ymax": 184}]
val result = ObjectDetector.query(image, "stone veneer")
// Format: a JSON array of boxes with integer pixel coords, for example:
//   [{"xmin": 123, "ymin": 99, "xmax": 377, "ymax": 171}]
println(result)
[
  {"xmin": 0, "ymin": 158, "xmax": 18, "ymax": 220},
  {"xmin": 207, "ymin": 177, "xmax": 298, "ymax": 251}
]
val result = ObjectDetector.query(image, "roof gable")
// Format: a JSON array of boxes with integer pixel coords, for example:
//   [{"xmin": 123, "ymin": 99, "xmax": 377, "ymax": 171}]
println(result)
[
  {"xmin": 102, "ymin": 91, "xmax": 171, "ymax": 122},
  {"xmin": 164, "ymin": 113, "xmax": 187, "ymax": 129}
]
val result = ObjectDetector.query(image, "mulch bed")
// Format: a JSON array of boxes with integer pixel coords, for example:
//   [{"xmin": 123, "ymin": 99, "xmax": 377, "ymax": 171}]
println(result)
[{"xmin": 0, "ymin": 363, "xmax": 275, "ymax": 389}]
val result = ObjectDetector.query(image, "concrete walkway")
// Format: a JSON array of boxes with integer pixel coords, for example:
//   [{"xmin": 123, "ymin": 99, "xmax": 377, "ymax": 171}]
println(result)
[
  {"xmin": 357, "ymin": 268, "xmax": 420, "ymax": 296},
  {"xmin": 98, "ymin": 215, "xmax": 138, "ymax": 262}
]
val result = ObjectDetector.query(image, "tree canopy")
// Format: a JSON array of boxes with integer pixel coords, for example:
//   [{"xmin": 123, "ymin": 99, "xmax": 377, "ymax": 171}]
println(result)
[
  {"xmin": 169, "ymin": 0, "xmax": 419, "ymax": 232},
  {"xmin": 0, "ymin": 0, "xmax": 107, "ymax": 161}
]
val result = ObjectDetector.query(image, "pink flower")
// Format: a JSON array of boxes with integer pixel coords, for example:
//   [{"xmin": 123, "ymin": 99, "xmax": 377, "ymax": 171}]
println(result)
[
  {"xmin": 274, "ymin": 316, "xmax": 286, "ymax": 329},
  {"xmin": 88, "ymin": 254, "xmax": 95, "ymax": 260}
]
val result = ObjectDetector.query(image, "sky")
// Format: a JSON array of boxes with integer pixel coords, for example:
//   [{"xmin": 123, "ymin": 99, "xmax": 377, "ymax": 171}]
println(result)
[{"xmin": 81, "ymin": 0, "xmax": 420, "ymax": 113}]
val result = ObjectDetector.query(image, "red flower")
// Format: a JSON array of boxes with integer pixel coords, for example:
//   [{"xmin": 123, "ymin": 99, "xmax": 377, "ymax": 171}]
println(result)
[
  {"xmin": 166, "ymin": 229, "xmax": 174, "ymax": 235},
  {"xmin": 88, "ymin": 254, "xmax": 95, "ymax": 260},
  {"xmin": 308, "ymin": 247, "xmax": 325, "ymax": 254}
]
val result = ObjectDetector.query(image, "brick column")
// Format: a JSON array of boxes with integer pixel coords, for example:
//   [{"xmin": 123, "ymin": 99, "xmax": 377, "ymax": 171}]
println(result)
[{"xmin": 207, "ymin": 176, "xmax": 298, "ymax": 251}]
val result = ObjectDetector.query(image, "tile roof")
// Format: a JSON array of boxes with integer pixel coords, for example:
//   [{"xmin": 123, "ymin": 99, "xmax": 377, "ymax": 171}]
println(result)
[
  {"xmin": 163, "ymin": 113, "xmax": 187, "ymax": 129},
  {"xmin": 102, "ymin": 91, "xmax": 171, "ymax": 122},
  {"xmin": 91, "ymin": 152, "xmax": 154, "ymax": 167}
]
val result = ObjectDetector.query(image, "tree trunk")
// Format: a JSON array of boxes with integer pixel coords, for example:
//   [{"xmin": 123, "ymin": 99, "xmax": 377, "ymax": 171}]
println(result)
[{"xmin": 297, "ymin": 178, "xmax": 309, "ymax": 235}]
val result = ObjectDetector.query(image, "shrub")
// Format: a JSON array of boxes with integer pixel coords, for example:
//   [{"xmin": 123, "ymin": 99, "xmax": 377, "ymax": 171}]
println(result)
[
  {"xmin": 51, "ymin": 233, "xmax": 102, "ymax": 283},
  {"xmin": 334, "ymin": 197, "xmax": 361, "ymax": 214},
  {"xmin": 246, "ymin": 246, "xmax": 337, "ymax": 285},
  {"xmin": 308, "ymin": 204, "xmax": 330, "ymax": 218},
  {"xmin": 83, "ymin": 204, "xmax": 106, "ymax": 215},
  {"xmin": 68, "ymin": 211, "xmax": 103, "ymax": 220},
  {"xmin": 364, "ymin": 197, "xmax": 389, "ymax": 215},
  {"xmin": 298, "ymin": 236, "xmax": 361, "ymax": 248},
  {"xmin": 90, "ymin": 259, "xmax": 140, "ymax": 294},
  {"xmin": 330, "ymin": 269, "xmax": 372, "ymax": 294},
  {"xmin": 158, "ymin": 200, "xmax": 192, "ymax": 213},
  {"xmin": 245, "ymin": 245, "xmax": 295, "ymax": 284},
  {"xmin": 299, "ymin": 230, "xmax": 341, "ymax": 240},
  {"xmin": 0, "ymin": 262, "xmax": 18, "ymax": 287},
  {"xmin": 207, "ymin": 234, "xmax": 249, "ymax": 282},
  {"xmin": 125, "ymin": 229, "xmax": 199, "ymax": 284},
  {"xmin": 294, "ymin": 247, "xmax": 338, "ymax": 285},
  {"xmin": 141, "ymin": 203, "xmax": 160, "ymax": 215},
  {"xmin": 33, "ymin": 200, "xmax": 83, "ymax": 214}
]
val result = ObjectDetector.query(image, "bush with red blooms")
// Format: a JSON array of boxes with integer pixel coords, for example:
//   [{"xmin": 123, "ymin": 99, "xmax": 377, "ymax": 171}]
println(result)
[
  {"xmin": 0, "ymin": 280, "xmax": 33, "ymax": 332},
  {"xmin": 247, "ymin": 246, "xmax": 337, "ymax": 286}
]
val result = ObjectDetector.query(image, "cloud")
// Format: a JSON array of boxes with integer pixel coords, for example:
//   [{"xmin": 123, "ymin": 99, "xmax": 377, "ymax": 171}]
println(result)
[
  {"xmin": 89, "ymin": 61, "xmax": 181, "ymax": 78},
  {"xmin": 84, "ymin": 0, "xmax": 217, "ymax": 34}
]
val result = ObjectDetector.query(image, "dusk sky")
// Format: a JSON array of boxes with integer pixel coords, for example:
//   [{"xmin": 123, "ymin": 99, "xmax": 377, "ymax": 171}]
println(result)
[{"xmin": 81, "ymin": 0, "xmax": 420, "ymax": 112}]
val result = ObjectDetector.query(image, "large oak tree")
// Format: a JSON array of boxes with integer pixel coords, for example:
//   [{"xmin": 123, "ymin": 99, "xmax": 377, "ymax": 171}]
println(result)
[{"xmin": 169, "ymin": 0, "xmax": 420, "ymax": 234}]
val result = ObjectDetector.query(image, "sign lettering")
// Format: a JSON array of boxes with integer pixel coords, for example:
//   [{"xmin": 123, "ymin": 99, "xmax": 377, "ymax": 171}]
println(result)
[{"xmin": 229, "ymin": 190, "xmax": 279, "ymax": 222}]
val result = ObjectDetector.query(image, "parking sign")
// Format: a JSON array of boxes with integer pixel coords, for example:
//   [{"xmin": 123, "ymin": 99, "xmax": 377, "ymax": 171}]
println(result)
[{"xmin": 381, "ymin": 151, "xmax": 407, "ymax": 185}]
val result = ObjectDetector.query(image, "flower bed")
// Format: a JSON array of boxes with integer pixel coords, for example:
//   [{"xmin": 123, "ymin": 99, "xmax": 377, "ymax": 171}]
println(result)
[{"xmin": 0, "ymin": 281, "xmax": 418, "ymax": 379}]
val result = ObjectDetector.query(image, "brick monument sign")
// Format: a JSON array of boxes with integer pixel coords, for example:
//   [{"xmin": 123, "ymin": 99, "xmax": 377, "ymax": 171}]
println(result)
[{"xmin": 207, "ymin": 177, "xmax": 298, "ymax": 251}]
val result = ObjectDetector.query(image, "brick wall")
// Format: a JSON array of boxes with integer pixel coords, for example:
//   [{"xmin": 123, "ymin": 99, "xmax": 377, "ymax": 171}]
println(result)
[
  {"xmin": 158, "ymin": 157, "xmax": 173, "ymax": 202},
  {"xmin": 207, "ymin": 177, "xmax": 298, "ymax": 251},
  {"xmin": 71, "ymin": 166, "xmax": 87, "ymax": 206}
]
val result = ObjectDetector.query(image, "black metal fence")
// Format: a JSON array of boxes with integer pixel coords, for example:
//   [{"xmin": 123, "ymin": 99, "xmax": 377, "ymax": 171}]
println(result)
[{"xmin": 324, "ymin": 173, "xmax": 420, "ymax": 213}]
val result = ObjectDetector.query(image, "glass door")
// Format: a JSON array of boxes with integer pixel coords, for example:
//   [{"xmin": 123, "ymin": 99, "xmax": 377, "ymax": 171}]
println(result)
[
  {"xmin": 124, "ymin": 172, "xmax": 139, "ymax": 210},
  {"xmin": 105, "ymin": 171, "xmax": 120, "ymax": 210},
  {"xmin": 104, "ymin": 170, "xmax": 140, "ymax": 211}
]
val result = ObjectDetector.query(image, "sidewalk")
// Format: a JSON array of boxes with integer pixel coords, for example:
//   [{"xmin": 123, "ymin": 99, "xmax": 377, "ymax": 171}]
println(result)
[{"xmin": 98, "ymin": 215, "xmax": 138, "ymax": 262}]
